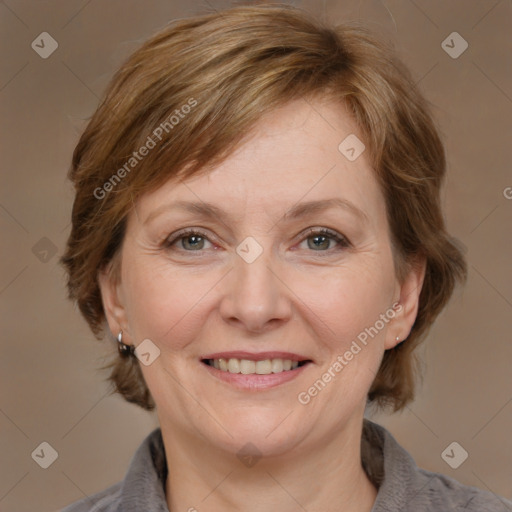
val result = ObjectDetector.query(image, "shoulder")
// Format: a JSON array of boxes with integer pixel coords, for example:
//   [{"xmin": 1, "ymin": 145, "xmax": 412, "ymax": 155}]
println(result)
[
  {"xmin": 414, "ymin": 466, "xmax": 512, "ymax": 511},
  {"xmin": 60, "ymin": 481, "xmax": 122, "ymax": 512},
  {"xmin": 60, "ymin": 427, "xmax": 168, "ymax": 512},
  {"xmin": 363, "ymin": 419, "xmax": 512, "ymax": 511}
]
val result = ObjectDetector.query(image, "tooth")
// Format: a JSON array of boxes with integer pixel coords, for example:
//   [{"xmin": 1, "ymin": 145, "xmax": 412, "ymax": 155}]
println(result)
[
  {"xmin": 213, "ymin": 357, "xmax": 303, "ymax": 373},
  {"xmin": 271, "ymin": 359, "xmax": 284, "ymax": 373},
  {"xmin": 255, "ymin": 359, "xmax": 272, "ymax": 375},
  {"xmin": 228, "ymin": 358, "xmax": 241, "ymax": 373},
  {"xmin": 240, "ymin": 359, "xmax": 256, "ymax": 374}
]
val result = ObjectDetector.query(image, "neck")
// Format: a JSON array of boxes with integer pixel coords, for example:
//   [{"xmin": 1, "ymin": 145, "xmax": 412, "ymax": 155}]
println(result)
[{"xmin": 161, "ymin": 415, "xmax": 378, "ymax": 512}]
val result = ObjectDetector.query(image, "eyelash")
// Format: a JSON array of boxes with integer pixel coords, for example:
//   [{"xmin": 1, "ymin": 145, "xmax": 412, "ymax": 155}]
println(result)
[
  {"xmin": 162, "ymin": 227, "xmax": 350, "ymax": 254},
  {"xmin": 302, "ymin": 227, "xmax": 350, "ymax": 251},
  {"xmin": 162, "ymin": 228, "xmax": 213, "ymax": 251}
]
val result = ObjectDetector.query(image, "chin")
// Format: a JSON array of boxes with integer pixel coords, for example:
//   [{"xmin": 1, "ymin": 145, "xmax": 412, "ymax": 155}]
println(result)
[{"xmin": 205, "ymin": 407, "xmax": 310, "ymax": 458}]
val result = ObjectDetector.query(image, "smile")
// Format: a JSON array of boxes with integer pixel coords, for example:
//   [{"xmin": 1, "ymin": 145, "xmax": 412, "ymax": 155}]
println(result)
[
  {"xmin": 200, "ymin": 351, "xmax": 313, "ymax": 390},
  {"xmin": 203, "ymin": 357, "xmax": 310, "ymax": 374}
]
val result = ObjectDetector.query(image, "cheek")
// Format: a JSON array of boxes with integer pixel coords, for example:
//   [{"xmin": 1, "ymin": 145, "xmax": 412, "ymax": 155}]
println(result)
[
  {"xmin": 293, "ymin": 260, "xmax": 394, "ymax": 348},
  {"xmin": 298, "ymin": 267, "xmax": 394, "ymax": 403},
  {"xmin": 122, "ymin": 256, "xmax": 221, "ymax": 347}
]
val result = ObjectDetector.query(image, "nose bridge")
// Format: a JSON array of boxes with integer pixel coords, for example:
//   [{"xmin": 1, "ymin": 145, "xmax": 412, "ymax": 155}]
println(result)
[
  {"xmin": 237, "ymin": 249, "xmax": 276, "ymax": 299},
  {"xmin": 220, "ymin": 243, "xmax": 291, "ymax": 330}
]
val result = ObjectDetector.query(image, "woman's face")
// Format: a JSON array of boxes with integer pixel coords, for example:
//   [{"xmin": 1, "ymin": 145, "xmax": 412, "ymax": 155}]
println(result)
[{"xmin": 100, "ymin": 97, "xmax": 423, "ymax": 457}]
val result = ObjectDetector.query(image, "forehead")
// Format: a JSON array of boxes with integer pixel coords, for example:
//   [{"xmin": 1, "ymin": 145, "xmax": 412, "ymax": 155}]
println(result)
[{"xmin": 134, "ymin": 97, "xmax": 384, "ymax": 226}]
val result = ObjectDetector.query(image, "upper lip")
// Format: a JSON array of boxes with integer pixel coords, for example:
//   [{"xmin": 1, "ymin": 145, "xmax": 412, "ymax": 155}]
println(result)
[{"xmin": 201, "ymin": 351, "xmax": 312, "ymax": 362}]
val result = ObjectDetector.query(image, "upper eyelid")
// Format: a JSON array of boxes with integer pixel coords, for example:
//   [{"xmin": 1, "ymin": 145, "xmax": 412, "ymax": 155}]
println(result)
[
  {"xmin": 163, "ymin": 227, "xmax": 213, "ymax": 246},
  {"xmin": 299, "ymin": 228, "xmax": 350, "ymax": 248},
  {"xmin": 302, "ymin": 227, "xmax": 345, "ymax": 238}
]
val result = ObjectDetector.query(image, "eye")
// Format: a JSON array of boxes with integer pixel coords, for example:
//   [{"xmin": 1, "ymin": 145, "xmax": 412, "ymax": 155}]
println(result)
[
  {"xmin": 298, "ymin": 228, "xmax": 350, "ymax": 252},
  {"xmin": 163, "ymin": 229, "xmax": 214, "ymax": 251}
]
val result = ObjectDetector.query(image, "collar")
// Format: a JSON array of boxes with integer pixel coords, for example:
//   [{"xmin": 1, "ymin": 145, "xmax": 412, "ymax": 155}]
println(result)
[{"xmin": 112, "ymin": 419, "xmax": 509, "ymax": 511}]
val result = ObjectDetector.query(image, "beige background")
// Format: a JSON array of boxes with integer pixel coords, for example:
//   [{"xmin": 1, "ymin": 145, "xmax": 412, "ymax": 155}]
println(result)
[{"xmin": 1, "ymin": 1, "xmax": 511, "ymax": 511}]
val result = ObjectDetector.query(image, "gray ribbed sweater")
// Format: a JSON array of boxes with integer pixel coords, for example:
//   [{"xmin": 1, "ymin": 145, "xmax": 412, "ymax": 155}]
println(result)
[{"xmin": 61, "ymin": 419, "xmax": 512, "ymax": 511}]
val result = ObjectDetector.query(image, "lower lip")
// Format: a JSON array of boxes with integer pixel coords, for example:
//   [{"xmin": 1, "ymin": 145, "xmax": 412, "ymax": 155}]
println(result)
[{"xmin": 201, "ymin": 361, "xmax": 310, "ymax": 390}]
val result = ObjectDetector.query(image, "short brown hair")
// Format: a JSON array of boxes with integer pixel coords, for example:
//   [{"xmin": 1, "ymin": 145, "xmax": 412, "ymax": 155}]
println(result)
[{"xmin": 61, "ymin": 3, "xmax": 467, "ymax": 412}]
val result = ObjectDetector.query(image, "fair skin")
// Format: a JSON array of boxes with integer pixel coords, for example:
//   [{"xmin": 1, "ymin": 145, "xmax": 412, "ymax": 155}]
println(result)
[{"xmin": 99, "ymin": 97, "xmax": 425, "ymax": 512}]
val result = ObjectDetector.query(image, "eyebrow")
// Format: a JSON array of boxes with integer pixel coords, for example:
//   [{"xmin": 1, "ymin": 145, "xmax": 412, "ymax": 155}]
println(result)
[
  {"xmin": 283, "ymin": 198, "xmax": 368, "ymax": 223},
  {"xmin": 144, "ymin": 200, "xmax": 230, "ymax": 226},
  {"xmin": 144, "ymin": 197, "xmax": 368, "ymax": 226}
]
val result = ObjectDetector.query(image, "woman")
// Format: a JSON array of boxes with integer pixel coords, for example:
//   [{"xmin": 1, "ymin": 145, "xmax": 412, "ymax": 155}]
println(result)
[{"xmin": 60, "ymin": 4, "xmax": 511, "ymax": 511}]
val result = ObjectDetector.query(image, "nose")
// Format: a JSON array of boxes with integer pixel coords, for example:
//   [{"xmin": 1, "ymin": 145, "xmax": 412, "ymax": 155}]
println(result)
[{"xmin": 219, "ymin": 249, "xmax": 292, "ymax": 334}]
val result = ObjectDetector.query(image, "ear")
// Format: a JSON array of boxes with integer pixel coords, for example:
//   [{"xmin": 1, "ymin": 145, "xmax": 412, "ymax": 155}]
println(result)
[
  {"xmin": 97, "ymin": 258, "xmax": 132, "ymax": 344},
  {"xmin": 385, "ymin": 256, "xmax": 427, "ymax": 350}
]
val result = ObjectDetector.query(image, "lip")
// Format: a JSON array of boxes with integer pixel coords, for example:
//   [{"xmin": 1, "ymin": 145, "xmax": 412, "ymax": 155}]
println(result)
[{"xmin": 201, "ymin": 360, "xmax": 311, "ymax": 390}]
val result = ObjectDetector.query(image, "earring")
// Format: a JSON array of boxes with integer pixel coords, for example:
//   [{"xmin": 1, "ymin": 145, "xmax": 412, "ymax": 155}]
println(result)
[
  {"xmin": 396, "ymin": 336, "xmax": 400, "ymax": 341},
  {"xmin": 117, "ymin": 331, "xmax": 135, "ymax": 357}
]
